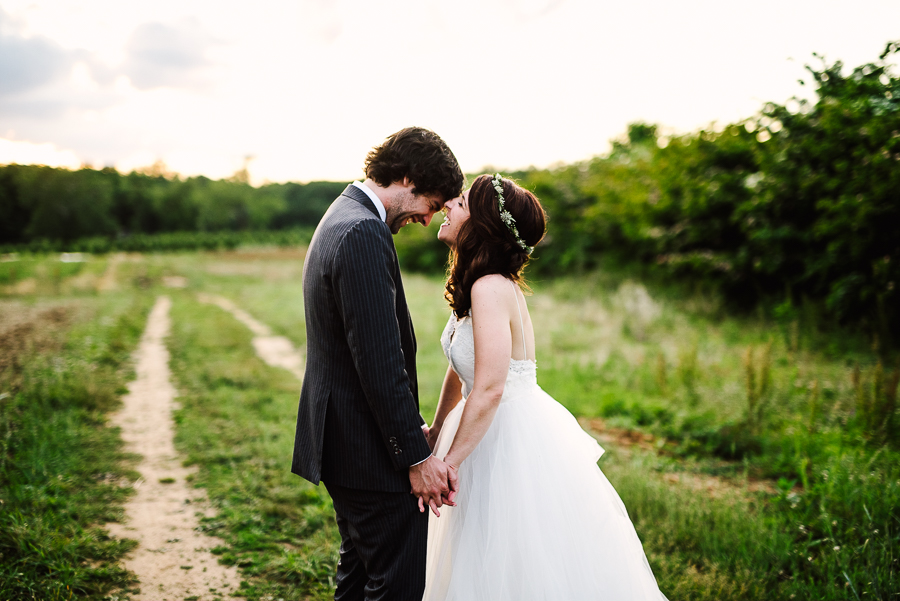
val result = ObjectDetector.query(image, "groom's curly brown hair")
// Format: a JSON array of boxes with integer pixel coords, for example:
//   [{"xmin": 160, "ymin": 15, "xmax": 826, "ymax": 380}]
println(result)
[{"xmin": 364, "ymin": 127, "xmax": 465, "ymax": 201}]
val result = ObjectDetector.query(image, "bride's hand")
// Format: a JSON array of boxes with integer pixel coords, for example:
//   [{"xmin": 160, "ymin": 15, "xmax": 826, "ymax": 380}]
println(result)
[
  {"xmin": 415, "ymin": 462, "xmax": 458, "ymax": 513},
  {"xmin": 444, "ymin": 462, "xmax": 459, "ymax": 504},
  {"xmin": 426, "ymin": 425, "xmax": 441, "ymax": 451}
]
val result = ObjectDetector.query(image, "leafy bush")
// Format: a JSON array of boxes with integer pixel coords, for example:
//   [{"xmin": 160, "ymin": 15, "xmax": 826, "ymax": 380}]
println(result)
[{"xmin": 514, "ymin": 42, "xmax": 900, "ymax": 346}]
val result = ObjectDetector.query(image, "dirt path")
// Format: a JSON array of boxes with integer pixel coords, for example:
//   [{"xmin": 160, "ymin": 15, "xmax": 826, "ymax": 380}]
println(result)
[
  {"xmin": 97, "ymin": 253, "xmax": 125, "ymax": 292},
  {"xmin": 197, "ymin": 293, "xmax": 305, "ymax": 379},
  {"xmin": 582, "ymin": 417, "xmax": 778, "ymax": 497},
  {"xmin": 107, "ymin": 296, "xmax": 241, "ymax": 601}
]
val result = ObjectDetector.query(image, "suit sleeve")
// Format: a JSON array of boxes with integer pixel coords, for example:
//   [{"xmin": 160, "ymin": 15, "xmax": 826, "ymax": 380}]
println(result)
[{"xmin": 332, "ymin": 220, "xmax": 432, "ymax": 470}]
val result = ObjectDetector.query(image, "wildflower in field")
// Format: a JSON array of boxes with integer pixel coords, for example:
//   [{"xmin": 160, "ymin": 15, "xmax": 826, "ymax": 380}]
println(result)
[{"xmin": 833, "ymin": 546, "xmax": 840, "ymax": 551}]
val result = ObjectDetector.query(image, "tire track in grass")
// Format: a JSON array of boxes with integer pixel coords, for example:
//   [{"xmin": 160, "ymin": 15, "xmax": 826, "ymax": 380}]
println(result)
[
  {"xmin": 197, "ymin": 293, "xmax": 305, "ymax": 380},
  {"xmin": 106, "ymin": 296, "xmax": 241, "ymax": 601},
  {"xmin": 97, "ymin": 253, "xmax": 125, "ymax": 292}
]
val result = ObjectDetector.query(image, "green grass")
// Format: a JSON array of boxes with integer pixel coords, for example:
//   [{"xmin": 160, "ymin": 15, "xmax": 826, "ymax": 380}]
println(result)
[
  {"xmin": 158, "ymin": 250, "xmax": 898, "ymax": 599},
  {"xmin": 0, "ymin": 255, "xmax": 88, "ymax": 289},
  {"xmin": 0, "ymin": 292, "xmax": 151, "ymax": 600},
  {"xmin": 166, "ymin": 291, "xmax": 337, "ymax": 600},
  {"xmin": 2, "ymin": 250, "xmax": 898, "ymax": 600},
  {"xmin": 0, "ymin": 228, "xmax": 315, "ymax": 255},
  {"xmin": 0, "ymin": 256, "xmax": 40, "ymax": 285}
]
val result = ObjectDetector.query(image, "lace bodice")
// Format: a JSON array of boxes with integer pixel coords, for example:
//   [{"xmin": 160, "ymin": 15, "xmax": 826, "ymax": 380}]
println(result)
[{"xmin": 440, "ymin": 312, "xmax": 537, "ymax": 401}]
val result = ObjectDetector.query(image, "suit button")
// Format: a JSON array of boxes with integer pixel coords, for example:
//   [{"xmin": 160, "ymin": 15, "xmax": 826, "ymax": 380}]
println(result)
[{"xmin": 395, "ymin": 449, "xmax": 402, "ymax": 455}]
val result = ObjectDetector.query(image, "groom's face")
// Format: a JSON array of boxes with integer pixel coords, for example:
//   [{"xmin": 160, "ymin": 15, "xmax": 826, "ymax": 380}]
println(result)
[{"xmin": 385, "ymin": 187, "xmax": 445, "ymax": 234}]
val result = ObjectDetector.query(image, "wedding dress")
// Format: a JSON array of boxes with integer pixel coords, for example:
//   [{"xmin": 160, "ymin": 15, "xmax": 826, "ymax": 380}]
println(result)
[{"xmin": 424, "ymin": 286, "xmax": 667, "ymax": 601}]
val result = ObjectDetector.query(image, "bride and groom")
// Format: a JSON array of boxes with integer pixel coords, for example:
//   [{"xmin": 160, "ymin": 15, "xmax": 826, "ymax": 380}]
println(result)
[{"xmin": 291, "ymin": 127, "xmax": 667, "ymax": 600}]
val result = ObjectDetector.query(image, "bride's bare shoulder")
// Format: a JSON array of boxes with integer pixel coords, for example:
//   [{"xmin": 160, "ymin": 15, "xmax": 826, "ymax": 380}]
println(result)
[{"xmin": 471, "ymin": 274, "xmax": 515, "ymax": 307}]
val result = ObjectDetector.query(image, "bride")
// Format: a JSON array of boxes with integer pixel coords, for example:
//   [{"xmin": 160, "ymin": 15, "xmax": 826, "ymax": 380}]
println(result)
[{"xmin": 421, "ymin": 174, "xmax": 667, "ymax": 600}]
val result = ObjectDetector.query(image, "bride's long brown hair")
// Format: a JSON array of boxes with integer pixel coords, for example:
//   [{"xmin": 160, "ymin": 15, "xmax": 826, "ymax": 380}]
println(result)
[{"xmin": 445, "ymin": 174, "xmax": 547, "ymax": 318}]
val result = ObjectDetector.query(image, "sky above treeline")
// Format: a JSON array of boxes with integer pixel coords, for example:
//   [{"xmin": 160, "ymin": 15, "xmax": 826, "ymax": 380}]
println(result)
[{"xmin": 1, "ymin": 0, "xmax": 898, "ymax": 185}]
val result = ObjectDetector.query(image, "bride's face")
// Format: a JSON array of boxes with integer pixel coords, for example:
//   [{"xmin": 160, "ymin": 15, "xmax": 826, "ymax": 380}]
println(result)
[{"xmin": 437, "ymin": 189, "xmax": 470, "ymax": 248}]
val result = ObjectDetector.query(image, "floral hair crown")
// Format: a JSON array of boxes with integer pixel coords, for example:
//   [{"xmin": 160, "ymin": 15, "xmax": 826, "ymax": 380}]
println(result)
[{"xmin": 491, "ymin": 173, "xmax": 534, "ymax": 255}]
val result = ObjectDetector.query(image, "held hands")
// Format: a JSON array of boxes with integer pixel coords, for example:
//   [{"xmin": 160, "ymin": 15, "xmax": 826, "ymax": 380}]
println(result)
[{"xmin": 409, "ymin": 455, "xmax": 459, "ymax": 517}]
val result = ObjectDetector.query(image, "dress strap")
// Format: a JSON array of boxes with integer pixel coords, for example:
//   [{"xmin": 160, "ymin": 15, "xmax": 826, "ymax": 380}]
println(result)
[{"xmin": 510, "ymin": 280, "xmax": 527, "ymax": 359}]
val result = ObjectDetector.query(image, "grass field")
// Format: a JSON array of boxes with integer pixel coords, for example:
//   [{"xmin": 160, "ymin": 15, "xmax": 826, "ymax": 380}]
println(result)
[{"xmin": 1, "ymin": 248, "xmax": 897, "ymax": 600}]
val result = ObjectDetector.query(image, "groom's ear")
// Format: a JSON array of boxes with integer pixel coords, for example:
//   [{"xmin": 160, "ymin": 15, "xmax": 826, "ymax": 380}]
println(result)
[{"xmin": 400, "ymin": 176, "xmax": 420, "ymax": 196}]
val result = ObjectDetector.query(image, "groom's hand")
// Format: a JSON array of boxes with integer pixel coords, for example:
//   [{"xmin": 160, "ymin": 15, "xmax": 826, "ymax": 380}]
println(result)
[{"xmin": 409, "ymin": 455, "xmax": 456, "ymax": 517}]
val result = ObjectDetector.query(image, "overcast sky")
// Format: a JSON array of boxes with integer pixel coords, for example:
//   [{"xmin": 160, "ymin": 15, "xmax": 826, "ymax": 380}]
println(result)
[{"xmin": 1, "ymin": 0, "xmax": 898, "ymax": 184}]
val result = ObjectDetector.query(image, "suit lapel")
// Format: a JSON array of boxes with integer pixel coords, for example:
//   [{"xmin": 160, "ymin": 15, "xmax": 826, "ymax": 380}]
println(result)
[
  {"xmin": 340, "ymin": 183, "xmax": 418, "ymax": 394},
  {"xmin": 341, "ymin": 184, "xmax": 382, "ymax": 219}
]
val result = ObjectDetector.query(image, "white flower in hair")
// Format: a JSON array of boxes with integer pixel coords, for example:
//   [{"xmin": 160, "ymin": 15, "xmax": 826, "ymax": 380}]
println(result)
[{"xmin": 491, "ymin": 173, "xmax": 534, "ymax": 255}]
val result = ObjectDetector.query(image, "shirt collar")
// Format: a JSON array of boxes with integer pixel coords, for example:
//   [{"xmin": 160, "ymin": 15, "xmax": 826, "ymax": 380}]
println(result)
[{"xmin": 352, "ymin": 181, "xmax": 386, "ymax": 222}]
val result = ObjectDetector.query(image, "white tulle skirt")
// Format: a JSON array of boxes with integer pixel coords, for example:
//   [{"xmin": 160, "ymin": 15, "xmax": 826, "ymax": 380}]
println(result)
[{"xmin": 424, "ymin": 374, "xmax": 667, "ymax": 601}]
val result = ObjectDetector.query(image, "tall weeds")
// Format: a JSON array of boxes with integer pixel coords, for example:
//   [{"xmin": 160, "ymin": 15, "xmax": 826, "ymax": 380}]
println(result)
[
  {"xmin": 853, "ymin": 360, "xmax": 900, "ymax": 444},
  {"xmin": 742, "ymin": 342, "xmax": 772, "ymax": 435},
  {"xmin": 677, "ymin": 343, "xmax": 699, "ymax": 405},
  {"xmin": 655, "ymin": 353, "xmax": 668, "ymax": 396}
]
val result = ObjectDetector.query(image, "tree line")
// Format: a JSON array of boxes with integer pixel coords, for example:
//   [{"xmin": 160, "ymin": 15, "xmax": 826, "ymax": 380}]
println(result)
[
  {"xmin": 1, "ymin": 43, "xmax": 898, "ymax": 344},
  {"xmin": 0, "ymin": 164, "xmax": 344, "ymax": 247},
  {"xmin": 518, "ymin": 42, "xmax": 899, "ymax": 348}
]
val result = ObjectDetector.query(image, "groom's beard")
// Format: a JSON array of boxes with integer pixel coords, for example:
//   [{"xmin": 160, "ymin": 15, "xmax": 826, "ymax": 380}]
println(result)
[
  {"xmin": 387, "ymin": 214, "xmax": 407, "ymax": 234},
  {"xmin": 386, "ymin": 189, "xmax": 423, "ymax": 234},
  {"xmin": 387, "ymin": 213, "xmax": 424, "ymax": 234}
]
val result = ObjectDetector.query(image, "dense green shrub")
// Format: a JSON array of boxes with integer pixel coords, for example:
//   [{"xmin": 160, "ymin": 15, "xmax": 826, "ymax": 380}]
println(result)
[
  {"xmin": 754, "ymin": 44, "xmax": 900, "ymax": 344},
  {"xmin": 515, "ymin": 42, "xmax": 900, "ymax": 345}
]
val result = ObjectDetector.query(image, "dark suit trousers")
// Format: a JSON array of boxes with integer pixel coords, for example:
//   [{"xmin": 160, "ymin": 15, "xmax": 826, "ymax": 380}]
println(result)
[{"xmin": 325, "ymin": 482, "xmax": 428, "ymax": 601}]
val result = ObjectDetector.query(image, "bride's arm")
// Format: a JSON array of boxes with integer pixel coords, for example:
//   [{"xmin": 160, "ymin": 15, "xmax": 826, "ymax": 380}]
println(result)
[
  {"xmin": 427, "ymin": 365, "xmax": 463, "ymax": 450},
  {"xmin": 443, "ymin": 275, "xmax": 512, "ymax": 469}
]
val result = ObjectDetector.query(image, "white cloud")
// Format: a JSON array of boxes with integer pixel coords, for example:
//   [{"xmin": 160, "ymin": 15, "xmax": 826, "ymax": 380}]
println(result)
[
  {"xmin": 0, "ymin": 0, "xmax": 898, "ymax": 182},
  {"xmin": 0, "ymin": 7, "xmax": 72, "ymax": 96},
  {"xmin": 123, "ymin": 18, "xmax": 217, "ymax": 90},
  {"xmin": 0, "ymin": 136, "xmax": 81, "ymax": 168}
]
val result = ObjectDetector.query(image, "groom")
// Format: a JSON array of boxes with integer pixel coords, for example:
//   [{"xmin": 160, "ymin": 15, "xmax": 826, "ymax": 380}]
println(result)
[{"xmin": 292, "ymin": 127, "xmax": 464, "ymax": 600}]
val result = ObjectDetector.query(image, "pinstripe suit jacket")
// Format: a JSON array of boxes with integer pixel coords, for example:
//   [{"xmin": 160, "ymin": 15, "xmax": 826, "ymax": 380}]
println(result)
[{"xmin": 292, "ymin": 185, "xmax": 432, "ymax": 492}]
